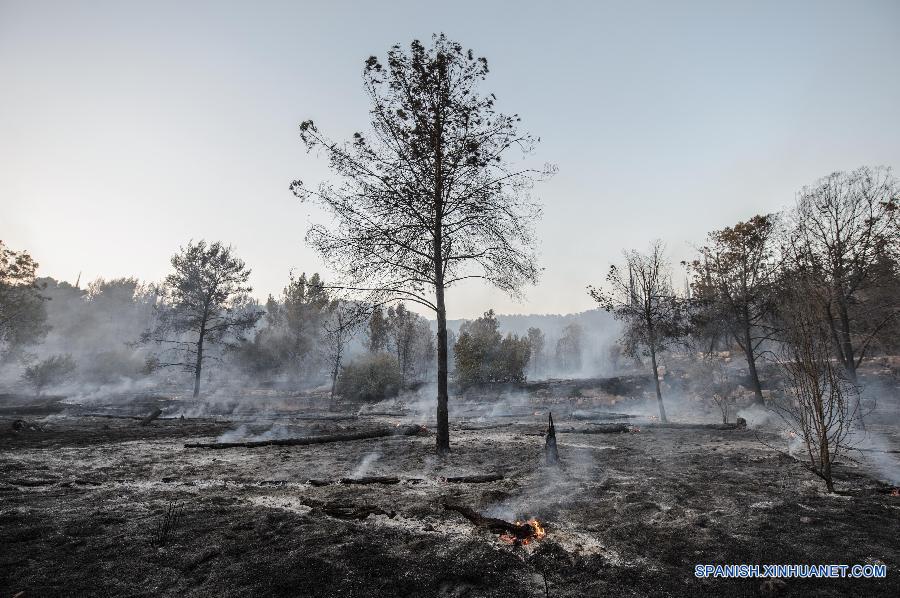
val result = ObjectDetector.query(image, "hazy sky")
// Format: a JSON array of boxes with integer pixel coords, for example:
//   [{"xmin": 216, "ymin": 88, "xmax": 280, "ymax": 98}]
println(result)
[{"xmin": 3, "ymin": 1, "xmax": 899, "ymax": 319}]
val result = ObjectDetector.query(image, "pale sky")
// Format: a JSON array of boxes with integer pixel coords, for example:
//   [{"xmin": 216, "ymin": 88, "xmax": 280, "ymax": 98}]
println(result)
[{"xmin": 3, "ymin": 0, "xmax": 899, "ymax": 319}]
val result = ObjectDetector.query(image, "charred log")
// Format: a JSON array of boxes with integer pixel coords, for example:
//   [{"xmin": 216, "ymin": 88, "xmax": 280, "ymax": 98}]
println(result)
[
  {"xmin": 443, "ymin": 502, "xmax": 537, "ymax": 541},
  {"xmin": 571, "ymin": 411, "xmax": 637, "ymax": 420},
  {"xmin": 442, "ymin": 474, "xmax": 504, "ymax": 483},
  {"xmin": 321, "ymin": 502, "xmax": 395, "ymax": 520},
  {"xmin": 184, "ymin": 425, "xmax": 427, "ymax": 449},
  {"xmin": 643, "ymin": 420, "xmax": 746, "ymax": 430},
  {"xmin": 306, "ymin": 475, "xmax": 500, "ymax": 486},
  {"xmin": 307, "ymin": 476, "xmax": 404, "ymax": 486},
  {"xmin": 575, "ymin": 423, "xmax": 631, "ymax": 434}
]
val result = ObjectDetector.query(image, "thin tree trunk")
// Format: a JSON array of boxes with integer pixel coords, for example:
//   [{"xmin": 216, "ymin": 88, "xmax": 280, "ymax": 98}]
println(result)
[
  {"xmin": 741, "ymin": 327, "xmax": 765, "ymax": 406},
  {"xmin": 649, "ymin": 344, "xmax": 667, "ymax": 423},
  {"xmin": 330, "ymin": 329, "xmax": 344, "ymax": 399},
  {"xmin": 736, "ymin": 302, "xmax": 765, "ymax": 405},
  {"xmin": 836, "ymin": 299, "xmax": 858, "ymax": 384},
  {"xmin": 435, "ymin": 286, "xmax": 450, "ymax": 454},
  {"xmin": 433, "ymin": 80, "xmax": 450, "ymax": 456},
  {"xmin": 834, "ymin": 296, "xmax": 866, "ymax": 428},
  {"xmin": 330, "ymin": 356, "xmax": 339, "ymax": 399},
  {"xmin": 193, "ymin": 328, "xmax": 204, "ymax": 399}
]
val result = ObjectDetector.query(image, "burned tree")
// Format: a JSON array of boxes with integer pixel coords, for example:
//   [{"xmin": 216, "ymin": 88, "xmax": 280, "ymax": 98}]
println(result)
[
  {"xmin": 150, "ymin": 241, "xmax": 262, "ymax": 398},
  {"xmin": 774, "ymin": 278, "xmax": 857, "ymax": 493},
  {"xmin": 291, "ymin": 34, "xmax": 551, "ymax": 454},
  {"xmin": 786, "ymin": 166, "xmax": 899, "ymax": 384},
  {"xmin": 545, "ymin": 412, "xmax": 559, "ymax": 465},
  {"xmin": 589, "ymin": 241, "xmax": 685, "ymax": 422},
  {"xmin": 687, "ymin": 214, "xmax": 781, "ymax": 405}
]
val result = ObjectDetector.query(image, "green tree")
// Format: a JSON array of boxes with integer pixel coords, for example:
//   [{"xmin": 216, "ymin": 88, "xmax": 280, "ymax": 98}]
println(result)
[
  {"xmin": 337, "ymin": 352, "xmax": 402, "ymax": 402},
  {"xmin": 555, "ymin": 323, "xmax": 583, "ymax": 372},
  {"xmin": 526, "ymin": 327, "xmax": 545, "ymax": 375},
  {"xmin": 454, "ymin": 310, "xmax": 530, "ymax": 386},
  {"xmin": 0, "ymin": 241, "xmax": 48, "ymax": 359},
  {"xmin": 367, "ymin": 305, "xmax": 389, "ymax": 353},
  {"xmin": 386, "ymin": 303, "xmax": 435, "ymax": 387}
]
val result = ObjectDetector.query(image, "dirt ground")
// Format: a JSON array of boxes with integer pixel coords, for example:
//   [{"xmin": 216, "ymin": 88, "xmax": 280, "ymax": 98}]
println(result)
[{"xmin": 1, "ymin": 390, "xmax": 899, "ymax": 597}]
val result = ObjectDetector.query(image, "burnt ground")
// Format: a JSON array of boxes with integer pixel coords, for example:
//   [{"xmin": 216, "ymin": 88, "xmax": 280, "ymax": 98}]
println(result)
[{"xmin": 1, "ymin": 391, "xmax": 899, "ymax": 598}]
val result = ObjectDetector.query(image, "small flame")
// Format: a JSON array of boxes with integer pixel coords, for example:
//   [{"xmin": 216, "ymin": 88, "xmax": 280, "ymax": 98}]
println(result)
[
  {"xmin": 890, "ymin": 488, "xmax": 899, "ymax": 497},
  {"xmin": 498, "ymin": 518, "xmax": 546, "ymax": 546}
]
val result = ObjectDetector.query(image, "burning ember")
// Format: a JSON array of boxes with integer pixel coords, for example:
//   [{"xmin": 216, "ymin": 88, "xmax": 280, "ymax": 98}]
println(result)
[
  {"xmin": 499, "ymin": 518, "xmax": 546, "ymax": 546},
  {"xmin": 444, "ymin": 503, "xmax": 547, "ymax": 546},
  {"xmin": 890, "ymin": 488, "xmax": 900, "ymax": 497}
]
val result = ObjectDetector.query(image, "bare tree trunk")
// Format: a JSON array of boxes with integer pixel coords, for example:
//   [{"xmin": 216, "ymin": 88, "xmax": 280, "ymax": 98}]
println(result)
[
  {"xmin": 648, "ymin": 344, "xmax": 667, "ymax": 423},
  {"xmin": 836, "ymin": 298, "xmax": 858, "ymax": 384},
  {"xmin": 433, "ymin": 86, "xmax": 450, "ymax": 456},
  {"xmin": 435, "ymin": 284, "xmax": 450, "ymax": 455},
  {"xmin": 829, "ymin": 298, "xmax": 864, "ymax": 427},
  {"xmin": 741, "ymin": 336, "xmax": 765, "ymax": 407},
  {"xmin": 193, "ymin": 328, "xmax": 204, "ymax": 399},
  {"xmin": 330, "ymin": 352, "xmax": 340, "ymax": 399}
]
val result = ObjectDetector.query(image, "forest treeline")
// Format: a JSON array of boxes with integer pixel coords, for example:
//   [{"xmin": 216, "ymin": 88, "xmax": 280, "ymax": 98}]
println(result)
[
  {"xmin": 589, "ymin": 166, "xmax": 898, "ymax": 454},
  {"xmin": 0, "ymin": 239, "xmax": 587, "ymax": 398},
  {"xmin": 2, "ymin": 165, "xmax": 896, "ymax": 408}
]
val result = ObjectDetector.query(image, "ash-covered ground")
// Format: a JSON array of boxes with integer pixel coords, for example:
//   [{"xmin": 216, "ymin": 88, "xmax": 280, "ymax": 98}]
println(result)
[{"xmin": 2, "ymin": 382, "xmax": 899, "ymax": 598}]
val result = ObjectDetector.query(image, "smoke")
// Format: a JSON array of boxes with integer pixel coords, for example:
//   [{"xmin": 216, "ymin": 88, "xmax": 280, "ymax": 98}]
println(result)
[
  {"xmin": 852, "ymin": 431, "xmax": 900, "ymax": 485},
  {"xmin": 349, "ymin": 452, "xmax": 382, "ymax": 478},
  {"xmin": 484, "ymin": 443, "xmax": 602, "ymax": 522},
  {"xmin": 214, "ymin": 423, "xmax": 305, "ymax": 443},
  {"xmin": 736, "ymin": 403, "xmax": 778, "ymax": 429}
]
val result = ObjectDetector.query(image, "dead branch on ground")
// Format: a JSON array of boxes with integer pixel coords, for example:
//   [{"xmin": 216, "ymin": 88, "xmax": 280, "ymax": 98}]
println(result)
[{"xmin": 183, "ymin": 424, "xmax": 427, "ymax": 449}]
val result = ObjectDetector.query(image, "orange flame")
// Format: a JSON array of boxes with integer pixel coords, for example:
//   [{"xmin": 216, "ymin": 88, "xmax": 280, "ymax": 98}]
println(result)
[{"xmin": 498, "ymin": 519, "xmax": 546, "ymax": 545}]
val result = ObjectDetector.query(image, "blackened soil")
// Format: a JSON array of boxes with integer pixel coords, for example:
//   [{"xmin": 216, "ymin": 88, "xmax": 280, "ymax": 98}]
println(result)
[{"xmin": 1, "ymin": 409, "xmax": 898, "ymax": 597}]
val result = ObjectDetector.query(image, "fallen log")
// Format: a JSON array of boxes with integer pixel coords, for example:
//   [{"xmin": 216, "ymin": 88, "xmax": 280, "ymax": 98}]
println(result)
[
  {"xmin": 571, "ymin": 411, "xmax": 637, "ymax": 420},
  {"xmin": 443, "ymin": 473, "xmax": 504, "ymax": 484},
  {"xmin": 340, "ymin": 476, "xmax": 400, "ymax": 485},
  {"xmin": 456, "ymin": 423, "xmax": 514, "ymax": 431},
  {"xmin": 183, "ymin": 424, "xmax": 427, "ymax": 449},
  {"xmin": 322, "ymin": 502, "xmax": 395, "ymax": 520},
  {"xmin": 306, "ymin": 474, "xmax": 496, "ymax": 486},
  {"xmin": 81, "ymin": 413, "xmax": 178, "ymax": 421},
  {"xmin": 140, "ymin": 408, "xmax": 163, "ymax": 426},
  {"xmin": 570, "ymin": 423, "xmax": 631, "ymax": 434},
  {"xmin": 642, "ymin": 420, "xmax": 745, "ymax": 430},
  {"xmin": 443, "ymin": 502, "xmax": 538, "ymax": 542},
  {"xmin": 358, "ymin": 411, "xmax": 407, "ymax": 417},
  {"xmin": 292, "ymin": 414, "xmax": 357, "ymax": 421}
]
